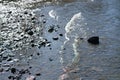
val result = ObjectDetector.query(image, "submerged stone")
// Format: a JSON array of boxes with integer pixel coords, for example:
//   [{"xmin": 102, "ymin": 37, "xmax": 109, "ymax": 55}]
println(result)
[{"xmin": 87, "ymin": 36, "xmax": 99, "ymax": 45}]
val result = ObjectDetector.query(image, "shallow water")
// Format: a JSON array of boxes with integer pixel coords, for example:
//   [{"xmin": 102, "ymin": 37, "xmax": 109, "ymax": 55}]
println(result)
[{"xmin": 0, "ymin": 0, "xmax": 120, "ymax": 80}]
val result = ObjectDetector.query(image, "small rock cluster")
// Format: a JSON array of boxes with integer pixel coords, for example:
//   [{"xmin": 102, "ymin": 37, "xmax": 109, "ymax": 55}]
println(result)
[{"xmin": 0, "ymin": 8, "xmax": 46, "ymax": 52}]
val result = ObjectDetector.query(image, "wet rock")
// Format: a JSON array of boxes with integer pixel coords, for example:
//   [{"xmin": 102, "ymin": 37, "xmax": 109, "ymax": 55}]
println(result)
[
  {"xmin": 27, "ymin": 31, "xmax": 34, "ymax": 35},
  {"xmin": 31, "ymin": 44, "xmax": 35, "ymax": 47},
  {"xmin": 19, "ymin": 69, "xmax": 30, "ymax": 74},
  {"xmin": 39, "ymin": 40, "xmax": 51, "ymax": 48},
  {"xmin": 2, "ymin": 56, "xmax": 8, "ymax": 60},
  {"xmin": 35, "ymin": 73, "xmax": 41, "ymax": 76},
  {"xmin": 0, "ymin": 68, "xmax": 4, "ymax": 72},
  {"xmin": 40, "ymin": 14, "xmax": 44, "ymax": 17},
  {"xmin": 11, "ymin": 68, "xmax": 16, "ymax": 74},
  {"xmin": 53, "ymin": 37, "xmax": 59, "ymax": 40},
  {"xmin": 48, "ymin": 27, "xmax": 54, "ymax": 33},
  {"xmin": 8, "ymin": 11, "xmax": 12, "ymax": 14},
  {"xmin": 24, "ymin": 11, "xmax": 28, "ymax": 14},
  {"xmin": 80, "ymin": 38, "xmax": 84, "ymax": 40},
  {"xmin": 30, "ymin": 40, "xmax": 34, "ymax": 43},
  {"xmin": 87, "ymin": 36, "xmax": 99, "ymax": 45},
  {"xmin": 31, "ymin": 17, "xmax": 36, "ymax": 20},
  {"xmin": 29, "ymin": 13, "xmax": 33, "ymax": 16},
  {"xmin": 59, "ymin": 34, "xmax": 63, "ymax": 36},
  {"xmin": 8, "ymin": 76, "xmax": 14, "ymax": 79},
  {"xmin": 25, "ymin": 28, "xmax": 31, "ymax": 32},
  {"xmin": 7, "ymin": 57, "xmax": 12, "ymax": 61},
  {"xmin": 43, "ymin": 20, "xmax": 46, "ymax": 23},
  {"xmin": 37, "ymin": 53, "xmax": 40, "ymax": 56},
  {"xmin": 2, "ymin": 64, "xmax": 11, "ymax": 67}
]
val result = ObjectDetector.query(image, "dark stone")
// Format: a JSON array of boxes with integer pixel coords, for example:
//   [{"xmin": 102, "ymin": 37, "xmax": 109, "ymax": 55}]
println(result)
[
  {"xmin": 52, "ymin": 37, "xmax": 59, "ymax": 40},
  {"xmin": 8, "ymin": 11, "xmax": 12, "ymax": 14},
  {"xmin": 31, "ymin": 44, "xmax": 35, "ymax": 47},
  {"xmin": 29, "ymin": 66, "xmax": 32, "ymax": 69},
  {"xmin": 19, "ymin": 69, "xmax": 29, "ymax": 74},
  {"xmin": 37, "ymin": 53, "xmax": 40, "ymax": 56},
  {"xmin": 11, "ymin": 68, "xmax": 16, "ymax": 74},
  {"xmin": 30, "ymin": 54, "xmax": 33, "ymax": 57},
  {"xmin": 31, "ymin": 17, "xmax": 36, "ymax": 20},
  {"xmin": 29, "ymin": 13, "xmax": 32, "ymax": 16},
  {"xmin": 24, "ymin": 11, "xmax": 28, "ymax": 14},
  {"xmin": 7, "ymin": 58, "xmax": 12, "ymax": 61},
  {"xmin": 40, "ymin": 14, "xmax": 44, "ymax": 17},
  {"xmin": 2, "ymin": 56, "xmax": 8, "ymax": 60},
  {"xmin": 0, "ymin": 68, "xmax": 4, "ymax": 72},
  {"xmin": 49, "ymin": 58, "xmax": 53, "ymax": 61},
  {"xmin": 8, "ymin": 76, "xmax": 14, "ymax": 79},
  {"xmin": 25, "ymin": 28, "xmax": 31, "ymax": 32},
  {"xmin": 16, "ymin": 45, "xmax": 19, "ymax": 48},
  {"xmin": 80, "ymin": 38, "xmax": 84, "ymax": 40},
  {"xmin": 35, "ymin": 73, "xmax": 41, "ymax": 76},
  {"xmin": 87, "ymin": 36, "xmax": 99, "ymax": 45},
  {"xmin": 31, "ymin": 40, "xmax": 34, "ymax": 43},
  {"xmin": 43, "ymin": 20, "xmax": 46, "ymax": 23},
  {"xmin": 59, "ymin": 34, "xmax": 63, "ymax": 36},
  {"xmin": 19, "ymin": 15, "xmax": 22, "ymax": 17},
  {"xmin": 27, "ymin": 31, "xmax": 34, "ymax": 35}
]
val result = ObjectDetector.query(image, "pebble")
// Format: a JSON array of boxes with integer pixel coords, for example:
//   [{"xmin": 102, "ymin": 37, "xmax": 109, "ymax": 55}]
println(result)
[
  {"xmin": 53, "ymin": 37, "xmax": 59, "ymax": 40},
  {"xmin": 59, "ymin": 34, "xmax": 63, "ymax": 36},
  {"xmin": 0, "ymin": 68, "xmax": 4, "ymax": 72},
  {"xmin": 48, "ymin": 27, "xmax": 54, "ymax": 33},
  {"xmin": 87, "ymin": 36, "xmax": 99, "ymax": 45},
  {"xmin": 27, "ymin": 31, "xmax": 34, "ymax": 35},
  {"xmin": 37, "ymin": 53, "xmax": 40, "ymax": 56},
  {"xmin": 49, "ymin": 58, "xmax": 53, "ymax": 61},
  {"xmin": 8, "ymin": 11, "xmax": 12, "ymax": 14},
  {"xmin": 10, "ymin": 68, "xmax": 16, "ymax": 74},
  {"xmin": 31, "ymin": 44, "xmax": 35, "ymax": 47},
  {"xmin": 24, "ymin": 11, "xmax": 28, "ymax": 14},
  {"xmin": 35, "ymin": 73, "xmax": 41, "ymax": 76}
]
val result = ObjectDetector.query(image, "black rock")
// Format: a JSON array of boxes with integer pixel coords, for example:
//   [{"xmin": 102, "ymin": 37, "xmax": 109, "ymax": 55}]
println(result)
[
  {"xmin": 87, "ymin": 36, "xmax": 99, "ymax": 45},
  {"xmin": 8, "ymin": 11, "xmax": 12, "ymax": 14},
  {"xmin": 48, "ymin": 27, "xmax": 54, "ymax": 33},
  {"xmin": 8, "ymin": 76, "xmax": 14, "ymax": 79},
  {"xmin": 37, "ymin": 53, "xmax": 40, "ymax": 56},
  {"xmin": 29, "ymin": 13, "xmax": 32, "ymax": 16},
  {"xmin": 59, "ymin": 34, "xmax": 63, "ymax": 36},
  {"xmin": 52, "ymin": 37, "xmax": 59, "ymax": 40},
  {"xmin": 24, "ymin": 11, "xmax": 28, "ymax": 14},
  {"xmin": 35, "ymin": 73, "xmax": 41, "ymax": 76},
  {"xmin": 31, "ymin": 17, "xmax": 36, "ymax": 20},
  {"xmin": 11, "ymin": 68, "xmax": 16, "ymax": 74},
  {"xmin": 40, "ymin": 14, "xmax": 44, "ymax": 17},
  {"xmin": 49, "ymin": 58, "xmax": 53, "ymax": 61},
  {"xmin": 19, "ymin": 69, "xmax": 29, "ymax": 74},
  {"xmin": 31, "ymin": 44, "xmax": 35, "ymax": 47},
  {"xmin": 43, "ymin": 20, "xmax": 46, "ymax": 23},
  {"xmin": 25, "ymin": 28, "xmax": 31, "ymax": 32},
  {"xmin": 0, "ymin": 68, "xmax": 4, "ymax": 72},
  {"xmin": 27, "ymin": 31, "xmax": 34, "ymax": 35}
]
